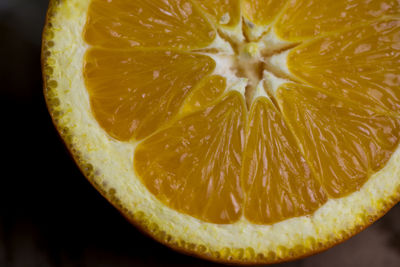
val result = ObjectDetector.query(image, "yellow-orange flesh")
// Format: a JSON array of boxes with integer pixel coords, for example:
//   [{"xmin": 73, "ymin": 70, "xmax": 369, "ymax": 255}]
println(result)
[
  {"xmin": 83, "ymin": 0, "xmax": 400, "ymax": 224},
  {"xmin": 243, "ymin": 0, "xmax": 288, "ymax": 27},
  {"xmin": 193, "ymin": 0, "xmax": 241, "ymax": 27},
  {"xmin": 242, "ymin": 97, "xmax": 327, "ymax": 224},
  {"xmin": 135, "ymin": 92, "xmax": 246, "ymax": 224},
  {"xmin": 274, "ymin": 0, "xmax": 400, "ymax": 42}
]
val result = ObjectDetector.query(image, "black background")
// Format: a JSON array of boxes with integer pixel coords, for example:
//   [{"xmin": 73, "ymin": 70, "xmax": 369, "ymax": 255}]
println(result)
[{"xmin": 1, "ymin": 0, "xmax": 399, "ymax": 266}]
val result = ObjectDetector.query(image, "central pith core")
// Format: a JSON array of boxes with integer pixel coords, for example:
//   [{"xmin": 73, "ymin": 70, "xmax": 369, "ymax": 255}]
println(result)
[
  {"xmin": 237, "ymin": 42, "xmax": 266, "ymax": 106},
  {"xmin": 198, "ymin": 28, "xmax": 294, "ymax": 109}
]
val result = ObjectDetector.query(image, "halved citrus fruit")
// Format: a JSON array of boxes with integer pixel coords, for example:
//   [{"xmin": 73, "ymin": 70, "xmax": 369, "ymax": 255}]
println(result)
[{"xmin": 42, "ymin": 0, "xmax": 400, "ymax": 264}]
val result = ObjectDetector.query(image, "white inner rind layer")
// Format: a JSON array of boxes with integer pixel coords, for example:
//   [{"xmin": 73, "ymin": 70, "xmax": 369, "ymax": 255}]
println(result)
[{"xmin": 45, "ymin": 0, "xmax": 400, "ymax": 257}]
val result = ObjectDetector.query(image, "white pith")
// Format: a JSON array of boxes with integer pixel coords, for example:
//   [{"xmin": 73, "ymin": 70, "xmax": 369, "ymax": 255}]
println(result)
[{"xmin": 44, "ymin": 0, "xmax": 400, "ymax": 260}]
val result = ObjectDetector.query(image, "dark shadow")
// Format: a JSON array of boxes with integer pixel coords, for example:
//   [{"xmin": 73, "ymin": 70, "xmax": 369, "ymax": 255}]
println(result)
[{"xmin": 377, "ymin": 204, "xmax": 400, "ymax": 254}]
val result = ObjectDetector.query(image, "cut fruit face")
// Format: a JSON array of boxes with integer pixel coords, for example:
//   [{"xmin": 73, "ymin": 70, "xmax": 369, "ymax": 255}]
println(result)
[
  {"xmin": 84, "ymin": 49, "xmax": 215, "ymax": 141},
  {"xmin": 274, "ymin": 0, "xmax": 400, "ymax": 42},
  {"xmin": 43, "ymin": 0, "xmax": 400, "ymax": 264},
  {"xmin": 286, "ymin": 19, "xmax": 400, "ymax": 114},
  {"xmin": 242, "ymin": 97, "xmax": 327, "ymax": 224},
  {"xmin": 193, "ymin": 0, "xmax": 241, "ymax": 27},
  {"xmin": 84, "ymin": 0, "xmax": 216, "ymax": 49},
  {"xmin": 243, "ymin": 0, "xmax": 288, "ymax": 28},
  {"xmin": 135, "ymin": 92, "xmax": 246, "ymax": 224},
  {"xmin": 277, "ymin": 83, "xmax": 400, "ymax": 197}
]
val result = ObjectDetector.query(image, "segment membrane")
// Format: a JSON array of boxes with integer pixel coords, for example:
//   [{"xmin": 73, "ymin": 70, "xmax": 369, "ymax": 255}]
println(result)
[
  {"xmin": 243, "ymin": 97, "xmax": 327, "ymax": 224},
  {"xmin": 134, "ymin": 92, "xmax": 246, "ymax": 224},
  {"xmin": 180, "ymin": 75, "xmax": 226, "ymax": 115},
  {"xmin": 278, "ymin": 84, "xmax": 400, "ymax": 197},
  {"xmin": 84, "ymin": 49, "xmax": 215, "ymax": 141}
]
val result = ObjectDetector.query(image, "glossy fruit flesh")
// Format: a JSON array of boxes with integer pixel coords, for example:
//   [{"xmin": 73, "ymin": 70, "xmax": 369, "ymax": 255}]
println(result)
[
  {"xmin": 135, "ymin": 92, "xmax": 246, "ymax": 224},
  {"xmin": 83, "ymin": 0, "xmax": 400, "ymax": 224},
  {"xmin": 242, "ymin": 97, "xmax": 327, "ymax": 224}
]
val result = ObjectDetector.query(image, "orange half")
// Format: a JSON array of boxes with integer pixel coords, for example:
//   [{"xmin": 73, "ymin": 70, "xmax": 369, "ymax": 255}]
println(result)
[{"xmin": 42, "ymin": 0, "xmax": 400, "ymax": 264}]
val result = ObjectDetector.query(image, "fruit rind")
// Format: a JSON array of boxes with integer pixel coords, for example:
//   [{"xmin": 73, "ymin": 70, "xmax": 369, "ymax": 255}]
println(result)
[{"xmin": 42, "ymin": 0, "xmax": 400, "ymax": 264}]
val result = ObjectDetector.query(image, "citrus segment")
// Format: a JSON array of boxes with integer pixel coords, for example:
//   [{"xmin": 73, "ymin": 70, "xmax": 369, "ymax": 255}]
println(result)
[
  {"xmin": 242, "ymin": 97, "xmax": 327, "ymax": 224},
  {"xmin": 193, "ymin": 0, "xmax": 240, "ymax": 27},
  {"xmin": 180, "ymin": 75, "xmax": 226, "ymax": 115},
  {"xmin": 84, "ymin": 49, "xmax": 215, "ymax": 141},
  {"xmin": 275, "ymin": 0, "xmax": 400, "ymax": 42},
  {"xmin": 243, "ymin": 0, "xmax": 288, "ymax": 27},
  {"xmin": 278, "ymin": 83, "xmax": 400, "ymax": 197},
  {"xmin": 134, "ymin": 92, "xmax": 246, "ymax": 224},
  {"xmin": 84, "ymin": 0, "xmax": 216, "ymax": 49},
  {"xmin": 287, "ymin": 19, "xmax": 400, "ymax": 114}
]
